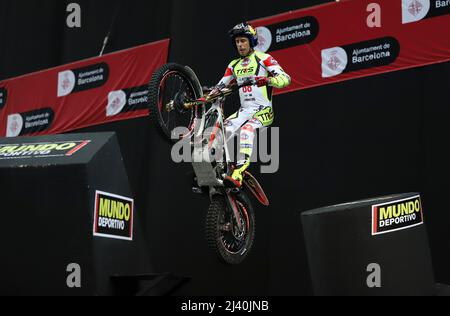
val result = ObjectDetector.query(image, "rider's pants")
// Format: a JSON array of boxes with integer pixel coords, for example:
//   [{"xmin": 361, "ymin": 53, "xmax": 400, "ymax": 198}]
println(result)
[{"xmin": 224, "ymin": 106, "xmax": 274, "ymax": 166}]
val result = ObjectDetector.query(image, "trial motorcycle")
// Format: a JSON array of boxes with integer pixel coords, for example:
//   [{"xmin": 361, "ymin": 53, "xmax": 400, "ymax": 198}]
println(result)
[{"xmin": 148, "ymin": 63, "xmax": 269, "ymax": 264}]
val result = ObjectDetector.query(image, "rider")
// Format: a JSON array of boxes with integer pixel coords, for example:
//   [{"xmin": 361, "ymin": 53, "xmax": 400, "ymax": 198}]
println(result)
[{"xmin": 213, "ymin": 22, "xmax": 291, "ymax": 188}]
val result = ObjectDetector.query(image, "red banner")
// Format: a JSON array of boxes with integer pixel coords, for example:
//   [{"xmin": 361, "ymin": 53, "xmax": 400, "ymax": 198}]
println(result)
[
  {"xmin": 0, "ymin": 40, "xmax": 170, "ymax": 137},
  {"xmin": 250, "ymin": 0, "xmax": 450, "ymax": 95}
]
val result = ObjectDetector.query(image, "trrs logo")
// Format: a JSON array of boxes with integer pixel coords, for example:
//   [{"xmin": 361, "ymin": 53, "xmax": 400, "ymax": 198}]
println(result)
[
  {"xmin": 256, "ymin": 107, "xmax": 274, "ymax": 125},
  {"xmin": 93, "ymin": 191, "xmax": 134, "ymax": 241},
  {"xmin": 372, "ymin": 195, "xmax": 423, "ymax": 235},
  {"xmin": 236, "ymin": 67, "xmax": 255, "ymax": 76}
]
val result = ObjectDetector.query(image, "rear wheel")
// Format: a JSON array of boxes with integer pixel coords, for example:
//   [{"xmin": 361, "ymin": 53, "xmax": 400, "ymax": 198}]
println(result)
[
  {"xmin": 148, "ymin": 63, "xmax": 203, "ymax": 142},
  {"xmin": 205, "ymin": 191, "xmax": 255, "ymax": 265}
]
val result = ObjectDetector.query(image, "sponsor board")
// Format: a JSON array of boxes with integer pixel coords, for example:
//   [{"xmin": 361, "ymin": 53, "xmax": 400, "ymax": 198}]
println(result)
[
  {"xmin": 248, "ymin": 1, "xmax": 450, "ymax": 94},
  {"xmin": 0, "ymin": 40, "xmax": 169, "ymax": 136},
  {"xmin": 106, "ymin": 84, "xmax": 149, "ymax": 117},
  {"xmin": 322, "ymin": 37, "xmax": 400, "ymax": 78},
  {"xmin": 6, "ymin": 108, "xmax": 55, "ymax": 137},
  {"xmin": 93, "ymin": 191, "xmax": 134, "ymax": 241},
  {"xmin": 255, "ymin": 16, "xmax": 319, "ymax": 52},
  {"xmin": 58, "ymin": 63, "xmax": 109, "ymax": 97},
  {"xmin": 0, "ymin": 140, "xmax": 90, "ymax": 160},
  {"xmin": 372, "ymin": 195, "xmax": 423, "ymax": 235}
]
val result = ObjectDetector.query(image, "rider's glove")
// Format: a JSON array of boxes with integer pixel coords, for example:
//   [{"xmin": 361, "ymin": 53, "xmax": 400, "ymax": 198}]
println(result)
[
  {"xmin": 254, "ymin": 76, "xmax": 270, "ymax": 87},
  {"xmin": 208, "ymin": 83, "xmax": 226, "ymax": 97},
  {"xmin": 208, "ymin": 87, "xmax": 220, "ymax": 97}
]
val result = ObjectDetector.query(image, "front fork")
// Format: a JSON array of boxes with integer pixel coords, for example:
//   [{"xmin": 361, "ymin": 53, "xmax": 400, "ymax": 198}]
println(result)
[
  {"xmin": 208, "ymin": 186, "xmax": 245, "ymax": 234},
  {"xmin": 224, "ymin": 190, "xmax": 245, "ymax": 234}
]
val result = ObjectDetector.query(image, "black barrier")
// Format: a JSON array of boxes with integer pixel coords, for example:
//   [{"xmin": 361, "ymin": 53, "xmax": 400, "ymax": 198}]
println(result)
[
  {"xmin": 301, "ymin": 193, "xmax": 435, "ymax": 296},
  {"xmin": 0, "ymin": 132, "xmax": 154, "ymax": 295}
]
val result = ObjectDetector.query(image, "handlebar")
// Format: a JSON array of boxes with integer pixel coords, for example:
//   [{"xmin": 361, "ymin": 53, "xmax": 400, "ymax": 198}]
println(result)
[{"xmin": 183, "ymin": 79, "xmax": 255, "ymax": 109}]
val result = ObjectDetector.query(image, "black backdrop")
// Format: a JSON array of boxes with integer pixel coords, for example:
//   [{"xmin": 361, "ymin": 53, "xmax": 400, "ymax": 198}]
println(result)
[{"xmin": 1, "ymin": 0, "xmax": 450, "ymax": 295}]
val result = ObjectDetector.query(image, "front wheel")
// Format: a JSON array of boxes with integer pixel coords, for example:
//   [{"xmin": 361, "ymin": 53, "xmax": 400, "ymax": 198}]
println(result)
[
  {"xmin": 205, "ymin": 191, "xmax": 255, "ymax": 265},
  {"xmin": 148, "ymin": 63, "xmax": 203, "ymax": 143}
]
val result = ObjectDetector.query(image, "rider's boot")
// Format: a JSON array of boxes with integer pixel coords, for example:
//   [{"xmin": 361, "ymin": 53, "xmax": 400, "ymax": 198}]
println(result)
[{"xmin": 224, "ymin": 158, "xmax": 250, "ymax": 188}]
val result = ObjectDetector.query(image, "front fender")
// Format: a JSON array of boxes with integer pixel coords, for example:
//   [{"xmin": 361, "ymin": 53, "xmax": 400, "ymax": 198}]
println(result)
[{"xmin": 243, "ymin": 171, "xmax": 269, "ymax": 206}]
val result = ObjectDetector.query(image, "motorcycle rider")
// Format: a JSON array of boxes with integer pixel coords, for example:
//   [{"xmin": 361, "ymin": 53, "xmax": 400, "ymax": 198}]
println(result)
[{"xmin": 213, "ymin": 22, "xmax": 291, "ymax": 188}]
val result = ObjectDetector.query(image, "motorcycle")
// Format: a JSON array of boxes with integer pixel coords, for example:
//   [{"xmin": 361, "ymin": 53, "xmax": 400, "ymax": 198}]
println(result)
[{"xmin": 148, "ymin": 63, "xmax": 269, "ymax": 265}]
